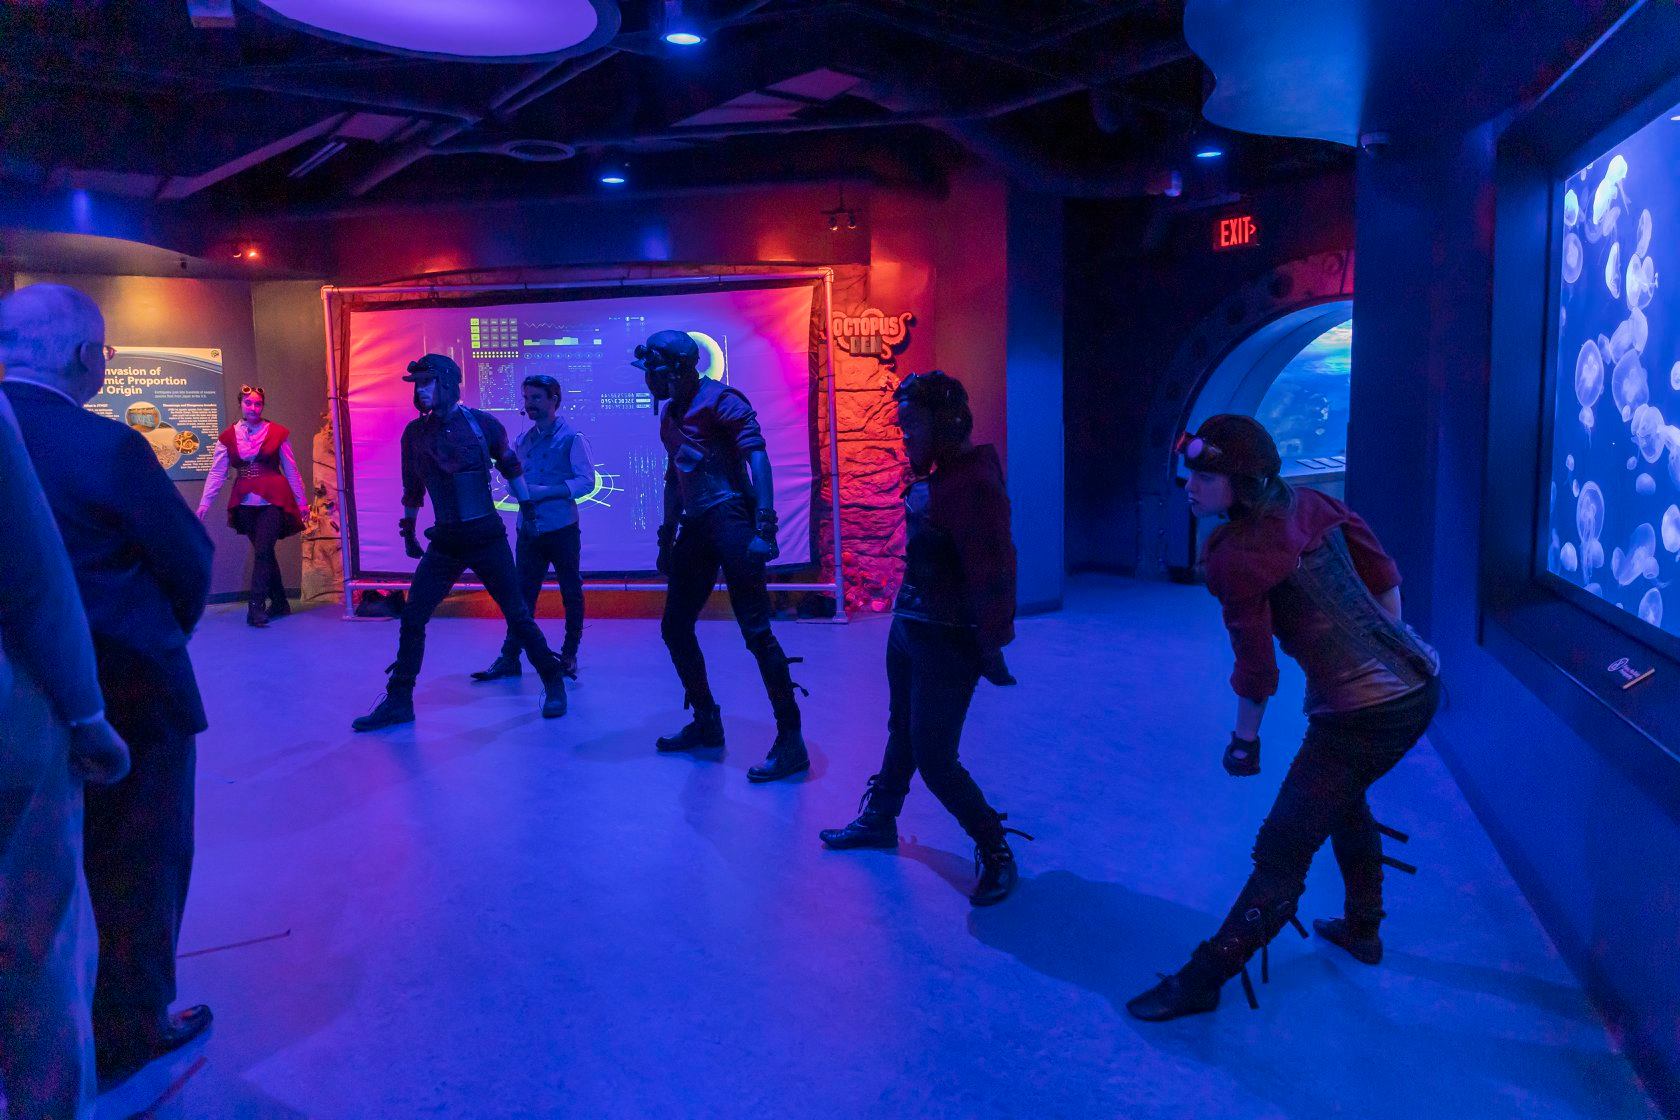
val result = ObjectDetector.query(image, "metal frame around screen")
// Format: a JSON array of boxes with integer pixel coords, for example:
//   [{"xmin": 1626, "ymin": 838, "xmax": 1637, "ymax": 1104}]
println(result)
[{"xmin": 321, "ymin": 270, "xmax": 846, "ymax": 619}]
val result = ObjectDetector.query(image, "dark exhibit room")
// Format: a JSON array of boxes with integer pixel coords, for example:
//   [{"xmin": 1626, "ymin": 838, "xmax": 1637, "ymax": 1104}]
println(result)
[{"xmin": 2, "ymin": 0, "xmax": 1679, "ymax": 1117}]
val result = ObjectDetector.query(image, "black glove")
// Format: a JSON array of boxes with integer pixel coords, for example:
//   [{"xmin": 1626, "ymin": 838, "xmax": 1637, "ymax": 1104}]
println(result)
[
  {"xmin": 400, "ymin": 516, "xmax": 424, "ymax": 560},
  {"xmin": 69, "ymin": 717, "xmax": 131, "ymax": 785},
  {"xmin": 656, "ymin": 522, "xmax": 677, "ymax": 577},
  {"xmin": 978, "ymin": 648, "xmax": 1017, "ymax": 686},
  {"xmin": 1223, "ymin": 733, "xmax": 1261, "ymax": 777},
  {"xmin": 748, "ymin": 508, "xmax": 780, "ymax": 565}
]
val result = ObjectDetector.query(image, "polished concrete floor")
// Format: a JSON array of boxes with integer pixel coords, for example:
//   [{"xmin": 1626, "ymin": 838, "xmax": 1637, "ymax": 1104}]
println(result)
[{"xmin": 125, "ymin": 577, "xmax": 1657, "ymax": 1119}]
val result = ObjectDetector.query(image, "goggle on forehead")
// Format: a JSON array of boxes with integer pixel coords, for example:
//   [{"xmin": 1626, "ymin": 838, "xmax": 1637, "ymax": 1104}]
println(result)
[{"xmin": 1174, "ymin": 431, "xmax": 1222, "ymax": 464}]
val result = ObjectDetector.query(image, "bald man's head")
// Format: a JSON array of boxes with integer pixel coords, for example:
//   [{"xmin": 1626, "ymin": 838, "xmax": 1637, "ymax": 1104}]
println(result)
[{"xmin": 0, "ymin": 283, "xmax": 107, "ymax": 404}]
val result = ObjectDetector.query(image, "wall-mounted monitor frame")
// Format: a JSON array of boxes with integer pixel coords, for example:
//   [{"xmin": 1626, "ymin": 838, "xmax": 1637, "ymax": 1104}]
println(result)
[{"xmin": 1484, "ymin": 2, "xmax": 1680, "ymax": 775}]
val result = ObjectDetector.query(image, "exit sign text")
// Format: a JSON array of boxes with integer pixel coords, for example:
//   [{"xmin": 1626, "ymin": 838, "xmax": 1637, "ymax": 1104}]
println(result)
[{"xmin": 1215, "ymin": 214, "xmax": 1258, "ymax": 250}]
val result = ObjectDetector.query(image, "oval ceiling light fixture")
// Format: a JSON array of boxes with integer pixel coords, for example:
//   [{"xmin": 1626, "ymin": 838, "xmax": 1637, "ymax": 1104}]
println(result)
[
  {"xmin": 664, "ymin": 31, "xmax": 705, "ymax": 46},
  {"xmin": 248, "ymin": 0, "xmax": 619, "ymax": 61}
]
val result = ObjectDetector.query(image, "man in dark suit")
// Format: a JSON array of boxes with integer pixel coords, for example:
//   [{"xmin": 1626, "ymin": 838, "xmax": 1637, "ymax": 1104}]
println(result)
[
  {"xmin": 0, "ymin": 283, "xmax": 215, "ymax": 1085},
  {"xmin": 0, "ymin": 375, "xmax": 131, "ymax": 1120}
]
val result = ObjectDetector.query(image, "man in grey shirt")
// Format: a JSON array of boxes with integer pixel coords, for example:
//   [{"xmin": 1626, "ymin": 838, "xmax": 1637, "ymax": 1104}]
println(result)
[{"xmin": 473, "ymin": 374, "xmax": 593, "ymax": 682}]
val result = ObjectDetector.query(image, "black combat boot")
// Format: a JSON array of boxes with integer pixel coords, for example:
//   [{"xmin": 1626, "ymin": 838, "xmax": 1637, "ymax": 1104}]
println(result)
[
  {"xmin": 471, "ymin": 654, "xmax": 522, "ymax": 681},
  {"xmin": 268, "ymin": 594, "xmax": 292, "ymax": 619},
  {"xmin": 1126, "ymin": 941, "xmax": 1233, "ymax": 1022},
  {"xmin": 658, "ymin": 702, "xmax": 725, "ymax": 752},
  {"xmin": 969, "ymin": 814, "xmax": 1033, "ymax": 906},
  {"xmin": 1313, "ymin": 915, "xmax": 1384, "ymax": 965},
  {"xmin": 352, "ymin": 677, "xmax": 415, "ymax": 732},
  {"xmin": 246, "ymin": 600, "xmax": 270, "ymax": 628},
  {"xmin": 539, "ymin": 669, "xmax": 568, "ymax": 718},
  {"xmin": 748, "ymin": 725, "xmax": 810, "ymax": 783},
  {"xmin": 819, "ymin": 775, "xmax": 903, "ymax": 849}
]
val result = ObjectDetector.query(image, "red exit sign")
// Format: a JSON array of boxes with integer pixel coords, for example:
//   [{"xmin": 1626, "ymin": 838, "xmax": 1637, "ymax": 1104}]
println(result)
[{"xmin": 1215, "ymin": 214, "xmax": 1259, "ymax": 250}]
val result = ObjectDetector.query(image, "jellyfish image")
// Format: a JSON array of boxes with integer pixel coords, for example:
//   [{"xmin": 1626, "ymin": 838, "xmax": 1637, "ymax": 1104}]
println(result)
[
  {"xmin": 1586, "ymin": 581, "xmax": 1604, "ymax": 597},
  {"xmin": 1610, "ymin": 523, "xmax": 1658, "ymax": 586},
  {"xmin": 1628, "ymin": 456, "xmax": 1639, "ymax": 471},
  {"xmin": 1598, "ymin": 205, "xmax": 1622, "ymax": 242},
  {"xmin": 1575, "ymin": 339, "xmax": 1604, "ymax": 409},
  {"xmin": 1611, "ymin": 349, "xmax": 1649, "ymax": 420},
  {"xmin": 1566, "ymin": 453, "xmax": 1576, "ymax": 471},
  {"xmin": 1636, "ymin": 208, "xmax": 1652, "ymax": 257},
  {"xmin": 1578, "ymin": 480, "xmax": 1605, "ymax": 559},
  {"xmin": 1626, "ymin": 254, "xmax": 1657, "ymax": 311},
  {"xmin": 1606, "ymin": 241, "xmax": 1622, "ymax": 298},
  {"xmin": 1592, "ymin": 156, "xmax": 1626, "ymax": 224},
  {"xmin": 1564, "ymin": 189, "xmax": 1580, "ymax": 227},
  {"xmin": 1573, "ymin": 479, "xmax": 1582, "ymax": 497},
  {"xmin": 1562, "ymin": 232, "xmax": 1584, "ymax": 283},
  {"xmin": 1662, "ymin": 505, "xmax": 1680, "ymax": 553},
  {"xmin": 1671, "ymin": 361, "xmax": 1680, "ymax": 391},
  {"xmin": 1630, "ymin": 305, "xmax": 1649, "ymax": 352},
  {"xmin": 1561, "ymin": 541, "xmax": 1580, "ymax": 571},
  {"xmin": 1638, "ymin": 474, "xmax": 1656, "ymax": 495},
  {"xmin": 1639, "ymin": 588, "xmax": 1664, "ymax": 629},
  {"xmin": 1608, "ymin": 315, "xmax": 1638, "ymax": 362},
  {"xmin": 1632, "ymin": 404, "xmax": 1667, "ymax": 462}
]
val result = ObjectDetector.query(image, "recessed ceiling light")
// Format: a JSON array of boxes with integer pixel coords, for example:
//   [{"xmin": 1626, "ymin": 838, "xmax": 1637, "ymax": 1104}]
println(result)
[
  {"xmin": 1195, "ymin": 146, "xmax": 1225, "ymax": 160},
  {"xmin": 664, "ymin": 31, "xmax": 704, "ymax": 45}
]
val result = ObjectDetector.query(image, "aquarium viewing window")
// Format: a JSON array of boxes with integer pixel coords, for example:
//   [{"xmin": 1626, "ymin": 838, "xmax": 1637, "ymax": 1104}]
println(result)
[{"xmin": 1540, "ymin": 92, "xmax": 1680, "ymax": 656}]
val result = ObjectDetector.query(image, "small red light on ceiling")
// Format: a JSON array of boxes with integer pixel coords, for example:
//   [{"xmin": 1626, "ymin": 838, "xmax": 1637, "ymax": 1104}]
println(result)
[{"xmin": 1214, "ymin": 214, "xmax": 1258, "ymax": 251}]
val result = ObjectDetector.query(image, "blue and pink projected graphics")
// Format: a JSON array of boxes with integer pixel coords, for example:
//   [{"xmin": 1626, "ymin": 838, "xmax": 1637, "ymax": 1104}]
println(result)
[
  {"xmin": 344, "ymin": 285, "xmax": 815, "ymax": 575},
  {"xmin": 1544, "ymin": 101, "xmax": 1680, "ymax": 641}
]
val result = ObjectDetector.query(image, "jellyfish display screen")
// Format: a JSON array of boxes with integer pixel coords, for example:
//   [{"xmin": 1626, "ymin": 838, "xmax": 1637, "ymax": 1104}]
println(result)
[{"xmin": 1540, "ymin": 94, "xmax": 1680, "ymax": 650}]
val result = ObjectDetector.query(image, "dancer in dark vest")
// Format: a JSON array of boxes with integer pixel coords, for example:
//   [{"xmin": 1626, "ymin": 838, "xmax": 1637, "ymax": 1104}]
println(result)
[
  {"xmin": 352, "ymin": 354, "xmax": 568, "ymax": 731},
  {"xmin": 818, "ymin": 371, "xmax": 1029, "ymax": 905},
  {"xmin": 637, "ymin": 330, "xmax": 809, "ymax": 783},
  {"xmin": 198, "ymin": 385, "xmax": 309, "ymax": 627},
  {"xmin": 1128, "ymin": 415, "xmax": 1441, "ymax": 1021}
]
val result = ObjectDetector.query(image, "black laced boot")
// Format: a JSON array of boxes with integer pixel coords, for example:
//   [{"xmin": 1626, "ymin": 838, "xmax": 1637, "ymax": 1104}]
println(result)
[
  {"xmin": 748, "ymin": 724, "xmax": 809, "ymax": 783},
  {"xmin": 471, "ymin": 654, "xmax": 522, "ymax": 681},
  {"xmin": 246, "ymin": 599, "xmax": 270, "ymax": 628},
  {"xmin": 538, "ymin": 668, "xmax": 568, "ymax": 719},
  {"xmin": 658, "ymin": 700, "xmax": 725, "ymax": 752},
  {"xmin": 352, "ymin": 675, "xmax": 415, "ymax": 732},
  {"xmin": 1314, "ymin": 912, "xmax": 1384, "ymax": 965},
  {"xmin": 819, "ymin": 775, "xmax": 903, "ymax": 849},
  {"xmin": 970, "ymin": 815, "xmax": 1033, "ymax": 906}
]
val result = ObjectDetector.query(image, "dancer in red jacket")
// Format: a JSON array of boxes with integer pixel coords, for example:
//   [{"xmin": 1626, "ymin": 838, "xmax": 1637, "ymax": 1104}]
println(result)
[
  {"xmin": 197, "ymin": 385, "xmax": 309, "ymax": 627},
  {"xmin": 1129, "ymin": 414, "xmax": 1441, "ymax": 1021},
  {"xmin": 819, "ymin": 370, "xmax": 1029, "ymax": 906}
]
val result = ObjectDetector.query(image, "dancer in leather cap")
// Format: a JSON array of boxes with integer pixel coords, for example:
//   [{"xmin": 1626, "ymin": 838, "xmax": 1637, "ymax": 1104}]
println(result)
[
  {"xmin": 819, "ymin": 371, "xmax": 1028, "ymax": 906},
  {"xmin": 353, "ymin": 354, "xmax": 568, "ymax": 731},
  {"xmin": 472, "ymin": 374, "xmax": 593, "ymax": 683},
  {"xmin": 1128, "ymin": 415, "xmax": 1441, "ymax": 1021},
  {"xmin": 637, "ymin": 329, "xmax": 808, "ymax": 782}
]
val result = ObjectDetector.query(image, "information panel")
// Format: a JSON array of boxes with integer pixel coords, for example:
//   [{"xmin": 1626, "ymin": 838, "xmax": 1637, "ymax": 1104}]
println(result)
[{"xmin": 89, "ymin": 346, "xmax": 224, "ymax": 479}]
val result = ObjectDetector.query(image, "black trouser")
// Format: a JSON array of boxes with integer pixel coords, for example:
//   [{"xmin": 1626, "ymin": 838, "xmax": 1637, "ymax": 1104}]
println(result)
[
  {"xmin": 871, "ymin": 616, "xmax": 1003, "ymax": 843},
  {"xmin": 232, "ymin": 504, "xmax": 287, "ymax": 609},
  {"xmin": 499, "ymin": 523, "xmax": 584, "ymax": 661},
  {"xmin": 1206, "ymin": 678, "xmax": 1441, "ymax": 972},
  {"xmin": 661, "ymin": 498, "xmax": 800, "ymax": 729},
  {"xmin": 394, "ymin": 517, "xmax": 561, "ymax": 685},
  {"xmin": 84, "ymin": 648, "xmax": 199, "ymax": 1036}
]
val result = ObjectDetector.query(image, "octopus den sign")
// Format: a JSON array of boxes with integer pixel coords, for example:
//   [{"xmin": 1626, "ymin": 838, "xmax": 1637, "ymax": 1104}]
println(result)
[{"xmin": 831, "ymin": 307, "xmax": 915, "ymax": 368}]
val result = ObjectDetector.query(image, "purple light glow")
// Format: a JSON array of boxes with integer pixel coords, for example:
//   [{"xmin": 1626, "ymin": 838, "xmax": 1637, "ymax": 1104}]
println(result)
[{"xmin": 252, "ymin": 0, "xmax": 605, "ymax": 59}]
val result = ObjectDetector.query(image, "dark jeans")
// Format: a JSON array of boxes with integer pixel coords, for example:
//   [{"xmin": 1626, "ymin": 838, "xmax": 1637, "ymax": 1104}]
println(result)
[
  {"xmin": 85, "ymin": 648, "xmax": 200, "ymax": 1034},
  {"xmin": 873, "ymin": 617, "xmax": 1001, "ymax": 842},
  {"xmin": 1211, "ymin": 677, "xmax": 1442, "ymax": 965},
  {"xmin": 499, "ymin": 523, "xmax": 584, "ymax": 661},
  {"xmin": 661, "ymin": 499, "xmax": 800, "ymax": 729},
  {"xmin": 394, "ymin": 517, "xmax": 561, "ymax": 685},
  {"xmin": 232, "ymin": 504, "xmax": 286, "ymax": 608}
]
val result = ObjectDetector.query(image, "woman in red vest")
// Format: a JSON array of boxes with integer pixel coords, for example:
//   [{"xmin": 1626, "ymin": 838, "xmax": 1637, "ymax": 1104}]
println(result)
[{"xmin": 196, "ymin": 385, "xmax": 309, "ymax": 627}]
